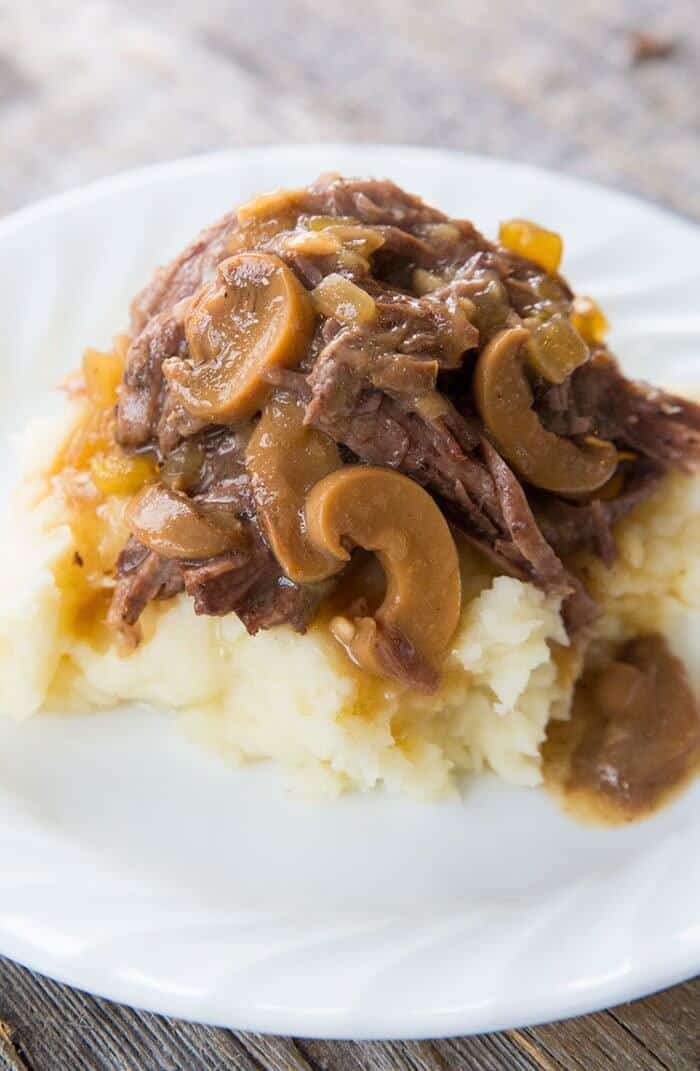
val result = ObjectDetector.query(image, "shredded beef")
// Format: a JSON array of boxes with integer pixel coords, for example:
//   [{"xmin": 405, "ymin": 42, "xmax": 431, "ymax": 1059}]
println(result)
[
  {"xmin": 116, "ymin": 312, "xmax": 186, "ymax": 449},
  {"xmin": 282, "ymin": 250, "xmax": 325, "ymax": 289},
  {"xmin": 129, "ymin": 210, "xmax": 240, "ymax": 335},
  {"xmin": 109, "ymin": 422, "xmax": 323, "ymax": 637},
  {"xmin": 370, "ymin": 623, "xmax": 440, "ymax": 694},
  {"xmin": 300, "ymin": 176, "xmax": 448, "ymax": 228},
  {"xmin": 190, "ymin": 427, "xmax": 256, "ymax": 517},
  {"xmin": 306, "ymin": 376, "xmax": 499, "ymax": 537},
  {"xmin": 105, "ymin": 174, "xmax": 700, "ymax": 680},
  {"xmin": 303, "ymin": 322, "xmax": 491, "ymax": 510},
  {"xmin": 539, "ymin": 353, "xmax": 700, "ymax": 468},
  {"xmin": 182, "ymin": 548, "xmax": 320, "ymax": 634},
  {"xmin": 108, "ymin": 537, "xmax": 184, "ymax": 645},
  {"xmin": 533, "ymin": 460, "xmax": 664, "ymax": 563},
  {"xmin": 501, "ymin": 257, "xmax": 573, "ymax": 317},
  {"xmin": 156, "ymin": 393, "xmax": 207, "ymax": 457},
  {"xmin": 373, "ymin": 225, "xmax": 439, "ymax": 269},
  {"xmin": 481, "ymin": 440, "xmax": 598, "ymax": 631},
  {"xmin": 115, "ymin": 535, "xmax": 150, "ymax": 575},
  {"xmin": 481, "ymin": 441, "xmax": 572, "ymax": 596}
]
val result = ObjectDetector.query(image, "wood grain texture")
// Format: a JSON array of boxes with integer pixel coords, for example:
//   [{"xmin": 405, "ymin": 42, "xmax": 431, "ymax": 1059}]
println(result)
[
  {"xmin": 0, "ymin": 961, "xmax": 697, "ymax": 1070},
  {"xmin": 1, "ymin": 0, "xmax": 699, "ymax": 1067}
]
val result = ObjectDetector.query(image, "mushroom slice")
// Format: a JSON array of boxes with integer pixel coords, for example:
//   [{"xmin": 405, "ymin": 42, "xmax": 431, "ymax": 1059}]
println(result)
[
  {"xmin": 246, "ymin": 393, "xmax": 342, "ymax": 583},
  {"xmin": 474, "ymin": 327, "xmax": 618, "ymax": 497},
  {"xmin": 305, "ymin": 467, "xmax": 461, "ymax": 691},
  {"xmin": 163, "ymin": 253, "xmax": 315, "ymax": 423},
  {"xmin": 126, "ymin": 483, "xmax": 247, "ymax": 560}
]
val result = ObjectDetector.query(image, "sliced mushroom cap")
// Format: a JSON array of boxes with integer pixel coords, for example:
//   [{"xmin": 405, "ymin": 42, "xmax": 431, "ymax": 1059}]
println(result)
[
  {"xmin": 246, "ymin": 393, "xmax": 342, "ymax": 583},
  {"xmin": 163, "ymin": 253, "xmax": 315, "ymax": 423},
  {"xmin": 126, "ymin": 483, "xmax": 247, "ymax": 560},
  {"xmin": 304, "ymin": 466, "xmax": 461, "ymax": 690},
  {"xmin": 474, "ymin": 327, "xmax": 618, "ymax": 497}
]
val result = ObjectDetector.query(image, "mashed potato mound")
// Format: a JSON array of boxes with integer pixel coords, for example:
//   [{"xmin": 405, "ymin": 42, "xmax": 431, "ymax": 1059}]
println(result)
[{"xmin": 2, "ymin": 413, "xmax": 699, "ymax": 798}]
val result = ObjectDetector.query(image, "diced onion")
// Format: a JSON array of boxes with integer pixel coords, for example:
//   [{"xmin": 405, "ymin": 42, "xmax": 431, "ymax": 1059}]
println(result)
[{"xmin": 312, "ymin": 274, "xmax": 376, "ymax": 324}]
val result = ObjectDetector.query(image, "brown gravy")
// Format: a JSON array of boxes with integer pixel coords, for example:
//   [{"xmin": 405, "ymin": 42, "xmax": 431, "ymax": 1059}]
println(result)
[{"xmin": 544, "ymin": 634, "xmax": 700, "ymax": 824}]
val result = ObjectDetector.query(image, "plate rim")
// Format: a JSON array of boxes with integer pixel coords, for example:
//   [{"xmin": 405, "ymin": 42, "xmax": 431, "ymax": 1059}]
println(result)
[
  {"xmin": 2, "ymin": 141, "xmax": 697, "ymax": 242},
  {"xmin": 2, "ymin": 923, "xmax": 699, "ymax": 1040}
]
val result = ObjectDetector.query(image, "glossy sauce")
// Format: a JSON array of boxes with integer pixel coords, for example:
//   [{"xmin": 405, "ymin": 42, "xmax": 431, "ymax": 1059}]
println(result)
[
  {"xmin": 544, "ymin": 634, "xmax": 700, "ymax": 824},
  {"xmin": 311, "ymin": 552, "xmax": 386, "ymax": 682}
]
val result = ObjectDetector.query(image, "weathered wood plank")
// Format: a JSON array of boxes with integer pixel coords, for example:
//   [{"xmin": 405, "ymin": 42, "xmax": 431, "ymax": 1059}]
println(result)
[
  {"xmin": 607, "ymin": 981, "xmax": 699, "ymax": 1071},
  {"xmin": 520, "ymin": 1013, "xmax": 672, "ymax": 1071},
  {"xmin": 0, "ymin": 958, "xmax": 697, "ymax": 1071},
  {"xmin": 235, "ymin": 1034, "xmax": 317, "ymax": 1071},
  {"xmin": 0, "ymin": 1021, "xmax": 31, "ymax": 1071},
  {"xmin": 301, "ymin": 1035, "xmax": 552, "ymax": 1071}
]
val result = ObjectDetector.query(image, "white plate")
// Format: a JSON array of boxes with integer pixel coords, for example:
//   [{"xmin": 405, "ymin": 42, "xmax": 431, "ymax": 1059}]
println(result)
[{"xmin": 0, "ymin": 145, "xmax": 699, "ymax": 1040}]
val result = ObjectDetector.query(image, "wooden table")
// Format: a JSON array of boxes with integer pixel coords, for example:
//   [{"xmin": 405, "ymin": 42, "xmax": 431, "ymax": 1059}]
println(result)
[{"xmin": 1, "ymin": 0, "xmax": 698, "ymax": 1067}]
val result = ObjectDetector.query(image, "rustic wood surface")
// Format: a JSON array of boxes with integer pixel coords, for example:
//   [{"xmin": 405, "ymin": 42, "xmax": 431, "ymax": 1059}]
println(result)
[{"xmin": 1, "ymin": 0, "xmax": 698, "ymax": 1067}]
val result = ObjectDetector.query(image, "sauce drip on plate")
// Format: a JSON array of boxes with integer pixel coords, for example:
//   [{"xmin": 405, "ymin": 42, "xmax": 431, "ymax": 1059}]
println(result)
[{"xmin": 544, "ymin": 634, "xmax": 700, "ymax": 824}]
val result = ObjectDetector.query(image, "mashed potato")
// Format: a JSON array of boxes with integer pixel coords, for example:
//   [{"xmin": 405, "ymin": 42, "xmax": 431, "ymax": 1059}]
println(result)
[{"xmin": 2, "ymin": 410, "xmax": 699, "ymax": 798}]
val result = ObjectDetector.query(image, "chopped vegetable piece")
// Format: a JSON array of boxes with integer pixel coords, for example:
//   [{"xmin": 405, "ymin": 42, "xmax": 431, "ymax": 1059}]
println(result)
[
  {"xmin": 312, "ymin": 273, "xmax": 376, "ymax": 324},
  {"xmin": 160, "ymin": 441, "xmax": 206, "ymax": 493},
  {"xmin": 285, "ymin": 231, "xmax": 342, "ymax": 256},
  {"xmin": 237, "ymin": 187, "xmax": 302, "ymax": 223},
  {"xmin": 499, "ymin": 218, "xmax": 563, "ymax": 275},
  {"xmin": 82, "ymin": 348, "xmax": 125, "ymax": 409},
  {"xmin": 90, "ymin": 452, "xmax": 157, "ymax": 495},
  {"xmin": 571, "ymin": 295, "xmax": 610, "ymax": 345},
  {"xmin": 526, "ymin": 313, "xmax": 589, "ymax": 384},
  {"xmin": 413, "ymin": 268, "xmax": 444, "ymax": 294}
]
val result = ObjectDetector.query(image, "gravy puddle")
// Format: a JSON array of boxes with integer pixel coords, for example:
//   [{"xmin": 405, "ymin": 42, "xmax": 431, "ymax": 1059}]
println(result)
[{"xmin": 544, "ymin": 633, "xmax": 700, "ymax": 825}]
